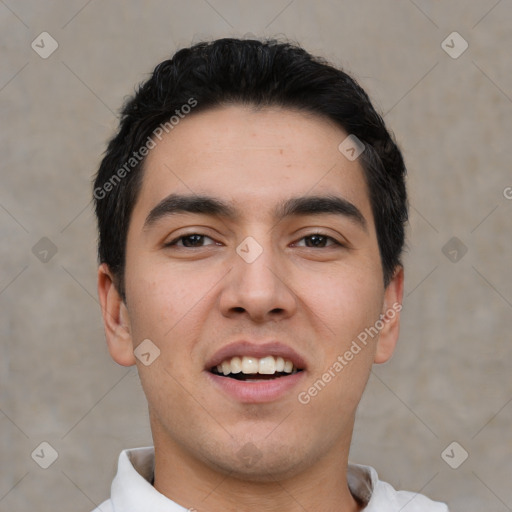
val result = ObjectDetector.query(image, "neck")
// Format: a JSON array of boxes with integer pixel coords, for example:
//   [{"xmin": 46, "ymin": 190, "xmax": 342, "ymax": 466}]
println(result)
[{"xmin": 152, "ymin": 427, "xmax": 361, "ymax": 512}]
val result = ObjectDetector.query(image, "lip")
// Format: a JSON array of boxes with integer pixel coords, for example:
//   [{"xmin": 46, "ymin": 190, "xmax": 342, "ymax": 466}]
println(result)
[
  {"xmin": 204, "ymin": 341, "xmax": 307, "ymax": 404},
  {"xmin": 205, "ymin": 340, "xmax": 307, "ymax": 371},
  {"xmin": 206, "ymin": 370, "xmax": 306, "ymax": 403}
]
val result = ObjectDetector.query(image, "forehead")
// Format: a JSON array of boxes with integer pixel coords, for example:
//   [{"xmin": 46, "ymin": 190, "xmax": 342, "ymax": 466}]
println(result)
[{"xmin": 133, "ymin": 105, "xmax": 373, "ymax": 226}]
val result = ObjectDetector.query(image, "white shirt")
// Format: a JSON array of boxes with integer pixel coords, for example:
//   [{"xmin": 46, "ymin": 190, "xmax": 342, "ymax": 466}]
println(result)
[{"xmin": 92, "ymin": 447, "xmax": 449, "ymax": 512}]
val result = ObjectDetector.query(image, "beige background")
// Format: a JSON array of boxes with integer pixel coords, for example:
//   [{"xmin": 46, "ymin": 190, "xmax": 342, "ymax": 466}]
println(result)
[{"xmin": 1, "ymin": 1, "xmax": 511, "ymax": 510}]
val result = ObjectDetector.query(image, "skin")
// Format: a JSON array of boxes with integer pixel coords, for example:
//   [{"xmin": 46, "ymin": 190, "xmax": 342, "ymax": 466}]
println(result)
[{"xmin": 98, "ymin": 105, "xmax": 404, "ymax": 512}]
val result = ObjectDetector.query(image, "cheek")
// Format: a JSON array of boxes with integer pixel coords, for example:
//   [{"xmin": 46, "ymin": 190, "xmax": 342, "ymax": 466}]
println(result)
[
  {"xmin": 302, "ymin": 271, "xmax": 383, "ymax": 407},
  {"xmin": 302, "ymin": 268, "xmax": 383, "ymax": 342},
  {"xmin": 125, "ymin": 270, "xmax": 205, "ymax": 397},
  {"xmin": 125, "ymin": 267, "xmax": 193, "ymax": 341},
  {"xmin": 125, "ymin": 261, "xmax": 220, "ymax": 365},
  {"xmin": 297, "ymin": 276, "xmax": 381, "ymax": 424}
]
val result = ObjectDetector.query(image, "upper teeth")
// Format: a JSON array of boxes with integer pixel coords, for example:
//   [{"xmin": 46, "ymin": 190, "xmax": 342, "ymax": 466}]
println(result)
[{"xmin": 216, "ymin": 356, "xmax": 297, "ymax": 375}]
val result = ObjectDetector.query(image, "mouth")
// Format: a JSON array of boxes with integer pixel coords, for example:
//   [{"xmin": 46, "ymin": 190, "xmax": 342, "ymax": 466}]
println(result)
[
  {"xmin": 205, "ymin": 341, "xmax": 307, "ymax": 402},
  {"xmin": 210, "ymin": 355, "xmax": 303, "ymax": 382}
]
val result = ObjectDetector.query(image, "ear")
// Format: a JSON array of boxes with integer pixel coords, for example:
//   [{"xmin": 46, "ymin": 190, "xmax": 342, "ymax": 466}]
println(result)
[
  {"xmin": 97, "ymin": 263, "xmax": 136, "ymax": 366},
  {"xmin": 374, "ymin": 266, "xmax": 404, "ymax": 364}
]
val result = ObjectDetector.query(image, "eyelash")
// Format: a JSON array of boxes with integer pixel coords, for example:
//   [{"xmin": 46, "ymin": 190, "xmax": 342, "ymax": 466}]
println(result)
[
  {"xmin": 165, "ymin": 232, "xmax": 343, "ymax": 249},
  {"xmin": 293, "ymin": 233, "xmax": 342, "ymax": 248}
]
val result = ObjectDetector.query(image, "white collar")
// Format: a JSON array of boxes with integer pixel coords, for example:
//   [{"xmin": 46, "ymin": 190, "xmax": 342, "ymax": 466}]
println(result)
[{"xmin": 103, "ymin": 446, "xmax": 447, "ymax": 512}]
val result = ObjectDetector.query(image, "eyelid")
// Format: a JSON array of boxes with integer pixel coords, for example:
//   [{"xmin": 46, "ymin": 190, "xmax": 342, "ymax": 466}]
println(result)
[
  {"xmin": 292, "ymin": 233, "xmax": 343, "ymax": 248},
  {"xmin": 162, "ymin": 228, "xmax": 347, "ymax": 249},
  {"xmin": 291, "ymin": 227, "xmax": 348, "ymax": 246},
  {"xmin": 164, "ymin": 231, "xmax": 220, "ymax": 247}
]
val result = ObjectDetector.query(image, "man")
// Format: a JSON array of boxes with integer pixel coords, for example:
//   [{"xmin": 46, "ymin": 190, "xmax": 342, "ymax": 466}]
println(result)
[{"xmin": 92, "ymin": 38, "xmax": 448, "ymax": 511}]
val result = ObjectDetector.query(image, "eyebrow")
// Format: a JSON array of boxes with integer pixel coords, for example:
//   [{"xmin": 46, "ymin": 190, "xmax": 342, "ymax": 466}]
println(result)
[
  {"xmin": 143, "ymin": 194, "xmax": 237, "ymax": 230},
  {"xmin": 143, "ymin": 193, "xmax": 367, "ymax": 231},
  {"xmin": 276, "ymin": 195, "xmax": 367, "ymax": 231}
]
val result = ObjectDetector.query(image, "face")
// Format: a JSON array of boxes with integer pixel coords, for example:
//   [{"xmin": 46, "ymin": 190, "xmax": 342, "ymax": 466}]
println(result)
[{"xmin": 98, "ymin": 105, "xmax": 403, "ymax": 481}]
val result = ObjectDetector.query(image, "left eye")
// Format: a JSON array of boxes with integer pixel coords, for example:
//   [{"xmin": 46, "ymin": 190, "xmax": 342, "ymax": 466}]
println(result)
[
  {"xmin": 294, "ymin": 234, "xmax": 340, "ymax": 248},
  {"xmin": 167, "ymin": 234, "xmax": 218, "ymax": 247}
]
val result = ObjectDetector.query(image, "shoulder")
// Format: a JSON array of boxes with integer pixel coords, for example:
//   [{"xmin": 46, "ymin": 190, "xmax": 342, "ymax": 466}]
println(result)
[
  {"xmin": 348, "ymin": 464, "xmax": 449, "ymax": 511},
  {"xmin": 370, "ymin": 478, "xmax": 449, "ymax": 511},
  {"xmin": 90, "ymin": 499, "xmax": 114, "ymax": 512}
]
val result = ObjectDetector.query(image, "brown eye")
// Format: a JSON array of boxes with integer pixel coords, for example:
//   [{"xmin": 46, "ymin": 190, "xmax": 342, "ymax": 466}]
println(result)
[
  {"xmin": 182, "ymin": 235, "xmax": 206, "ymax": 247},
  {"xmin": 167, "ymin": 234, "xmax": 217, "ymax": 248},
  {"xmin": 294, "ymin": 234, "xmax": 340, "ymax": 248},
  {"xmin": 305, "ymin": 235, "xmax": 329, "ymax": 247}
]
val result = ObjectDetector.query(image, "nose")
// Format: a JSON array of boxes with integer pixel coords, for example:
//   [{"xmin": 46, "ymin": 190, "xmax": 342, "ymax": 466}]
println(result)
[{"xmin": 218, "ymin": 238, "xmax": 297, "ymax": 323}]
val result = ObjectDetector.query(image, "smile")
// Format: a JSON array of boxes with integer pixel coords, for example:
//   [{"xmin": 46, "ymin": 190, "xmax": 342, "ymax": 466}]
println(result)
[
  {"xmin": 211, "ymin": 355, "xmax": 302, "ymax": 381},
  {"xmin": 205, "ymin": 341, "xmax": 307, "ymax": 402}
]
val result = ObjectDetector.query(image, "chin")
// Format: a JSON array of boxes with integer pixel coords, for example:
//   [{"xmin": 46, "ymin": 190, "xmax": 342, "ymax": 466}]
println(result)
[{"xmin": 203, "ymin": 442, "xmax": 311, "ymax": 482}]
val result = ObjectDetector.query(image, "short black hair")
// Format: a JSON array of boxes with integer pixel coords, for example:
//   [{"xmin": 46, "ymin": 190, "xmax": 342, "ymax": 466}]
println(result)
[{"xmin": 93, "ymin": 37, "xmax": 408, "ymax": 299}]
